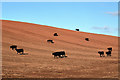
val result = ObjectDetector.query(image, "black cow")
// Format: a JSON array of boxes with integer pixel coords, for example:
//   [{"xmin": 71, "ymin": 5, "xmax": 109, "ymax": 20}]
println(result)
[
  {"xmin": 107, "ymin": 47, "xmax": 112, "ymax": 51},
  {"xmin": 76, "ymin": 29, "xmax": 79, "ymax": 31},
  {"xmin": 10, "ymin": 45, "xmax": 17, "ymax": 50},
  {"xmin": 98, "ymin": 51, "xmax": 105, "ymax": 57},
  {"xmin": 106, "ymin": 51, "xmax": 111, "ymax": 56},
  {"xmin": 85, "ymin": 38, "xmax": 89, "ymax": 41},
  {"xmin": 15, "ymin": 48, "xmax": 24, "ymax": 54},
  {"xmin": 52, "ymin": 51, "xmax": 66, "ymax": 58},
  {"xmin": 54, "ymin": 33, "xmax": 58, "ymax": 36},
  {"xmin": 47, "ymin": 40, "xmax": 54, "ymax": 43}
]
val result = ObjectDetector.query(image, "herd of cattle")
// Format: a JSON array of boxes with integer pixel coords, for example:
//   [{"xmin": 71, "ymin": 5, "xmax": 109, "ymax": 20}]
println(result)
[
  {"xmin": 10, "ymin": 29, "xmax": 112, "ymax": 58},
  {"xmin": 98, "ymin": 47, "xmax": 112, "ymax": 57},
  {"xmin": 46, "ymin": 32, "xmax": 89, "ymax": 44}
]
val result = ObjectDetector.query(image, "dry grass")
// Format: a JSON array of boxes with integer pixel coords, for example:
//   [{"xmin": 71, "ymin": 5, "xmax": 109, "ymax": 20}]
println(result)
[{"xmin": 2, "ymin": 20, "xmax": 118, "ymax": 78}]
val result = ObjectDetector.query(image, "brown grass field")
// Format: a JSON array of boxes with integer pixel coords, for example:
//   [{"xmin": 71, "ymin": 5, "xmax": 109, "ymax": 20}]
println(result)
[{"xmin": 1, "ymin": 20, "xmax": 119, "ymax": 78}]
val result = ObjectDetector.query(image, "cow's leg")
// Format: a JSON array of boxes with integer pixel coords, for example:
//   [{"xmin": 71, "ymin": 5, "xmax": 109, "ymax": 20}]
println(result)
[
  {"xmin": 22, "ymin": 52, "xmax": 24, "ymax": 54},
  {"xmin": 59, "ymin": 55, "xmax": 61, "ymax": 58},
  {"xmin": 20, "ymin": 52, "xmax": 22, "ymax": 55},
  {"xmin": 109, "ymin": 54, "xmax": 111, "ymax": 56},
  {"xmin": 61, "ymin": 55, "xmax": 63, "ymax": 58},
  {"xmin": 101, "ymin": 54, "xmax": 103, "ymax": 57},
  {"xmin": 54, "ymin": 55, "xmax": 57, "ymax": 58},
  {"xmin": 55, "ymin": 56, "xmax": 57, "ymax": 58},
  {"xmin": 100, "ymin": 54, "xmax": 102, "ymax": 57},
  {"xmin": 102, "ymin": 54, "xmax": 105, "ymax": 57},
  {"xmin": 55, "ymin": 55, "xmax": 58, "ymax": 58},
  {"xmin": 107, "ymin": 54, "xmax": 109, "ymax": 56},
  {"xmin": 61, "ymin": 55, "xmax": 62, "ymax": 58},
  {"xmin": 60, "ymin": 55, "xmax": 63, "ymax": 58},
  {"xmin": 103, "ymin": 54, "xmax": 105, "ymax": 57}
]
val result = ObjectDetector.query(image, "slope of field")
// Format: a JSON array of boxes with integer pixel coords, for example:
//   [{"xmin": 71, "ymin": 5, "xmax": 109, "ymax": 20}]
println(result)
[{"xmin": 2, "ymin": 20, "xmax": 118, "ymax": 78}]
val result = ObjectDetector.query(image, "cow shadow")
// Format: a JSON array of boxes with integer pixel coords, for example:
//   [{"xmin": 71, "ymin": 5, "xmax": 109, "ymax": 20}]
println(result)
[{"xmin": 20, "ymin": 53, "xmax": 29, "ymax": 55}]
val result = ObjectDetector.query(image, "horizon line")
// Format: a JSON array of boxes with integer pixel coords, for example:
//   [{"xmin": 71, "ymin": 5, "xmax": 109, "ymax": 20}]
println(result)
[{"xmin": 1, "ymin": 19, "xmax": 119, "ymax": 37}]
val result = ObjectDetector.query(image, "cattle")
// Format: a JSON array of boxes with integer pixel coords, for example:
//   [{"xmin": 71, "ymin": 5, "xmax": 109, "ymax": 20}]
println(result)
[
  {"xmin": 98, "ymin": 51, "xmax": 105, "ymax": 57},
  {"xmin": 47, "ymin": 40, "xmax": 54, "ymax": 43},
  {"xmin": 15, "ymin": 48, "xmax": 24, "ymax": 54},
  {"xmin": 76, "ymin": 29, "xmax": 79, "ymax": 31},
  {"xmin": 52, "ymin": 51, "xmax": 66, "ymax": 58},
  {"xmin": 54, "ymin": 33, "xmax": 58, "ymax": 36},
  {"xmin": 106, "ymin": 51, "xmax": 111, "ymax": 56},
  {"xmin": 85, "ymin": 38, "xmax": 89, "ymax": 41},
  {"xmin": 107, "ymin": 47, "xmax": 112, "ymax": 51},
  {"xmin": 10, "ymin": 45, "xmax": 17, "ymax": 50}
]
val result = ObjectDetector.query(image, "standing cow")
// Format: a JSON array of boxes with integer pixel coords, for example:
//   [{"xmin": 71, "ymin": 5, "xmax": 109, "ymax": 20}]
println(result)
[
  {"xmin": 52, "ymin": 51, "xmax": 66, "ymax": 58},
  {"xmin": 106, "ymin": 47, "xmax": 112, "ymax": 56},
  {"xmin": 15, "ymin": 48, "xmax": 24, "ymax": 54},
  {"xmin": 85, "ymin": 38, "xmax": 89, "ymax": 41},
  {"xmin": 54, "ymin": 33, "xmax": 58, "ymax": 36},
  {"xmin": 107, "ymin": 47, "xmax": 112, "ymax": 51},
  {"xmin": 106, "ymin": 51, "xmax": 111, "ymax": 56},
  {"xmin": 76, "ymin": 29, "xmax": 79, "ymax": 31},
  {"xmin": 47, "ymin": 40, "xmax": 54, "ymax": 43},
  {"xmin": 98, "ymin": 51, "xmax": 105, "ymax": 57},
  {"xmin": 10, "ymin": 45, "xmax": 17, "ymax": 50}
]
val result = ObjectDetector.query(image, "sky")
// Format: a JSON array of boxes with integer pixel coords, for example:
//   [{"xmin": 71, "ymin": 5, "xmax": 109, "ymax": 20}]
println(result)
[{"xmin": 1, "ymin": 2, "xmax": 118, "ymax": 36}]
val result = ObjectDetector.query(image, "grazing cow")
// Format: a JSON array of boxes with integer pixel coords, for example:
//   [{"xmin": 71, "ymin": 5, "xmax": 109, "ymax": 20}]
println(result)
[
  {"xmin": 54, "ymin": 33, "xmax": 58, "ymax": 36},
  {"xmin": 98, "ymin": 51, "xmax": 105, "ymax": 57},
  {"xmin": 10, "ymin": 45, "xmax": 17, "ymax": 50},
  {"xmin": 107, "ymin": 47, "xmax": 112, "ymax": 51},
  {"xmin": 47, "ymin": 40, "xmax": 54, "ymax": 43},
  {"xmin": 15, "ymin": 48, "xmax": 24, "ymax": 54},
  {"xmin": 106, "ymin": 51, "xmax": 111, "ymax": 56},
  {"xmin": 52, "ymin": 51, "xmax": 66, "ymax": 58},
  {"xmin": 85, "ymin": 38, "xmax": 89, "ymax": 41},
  {"xmin": 76, "ymin": 29, "xmax": 79, "ymax": 31}
]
